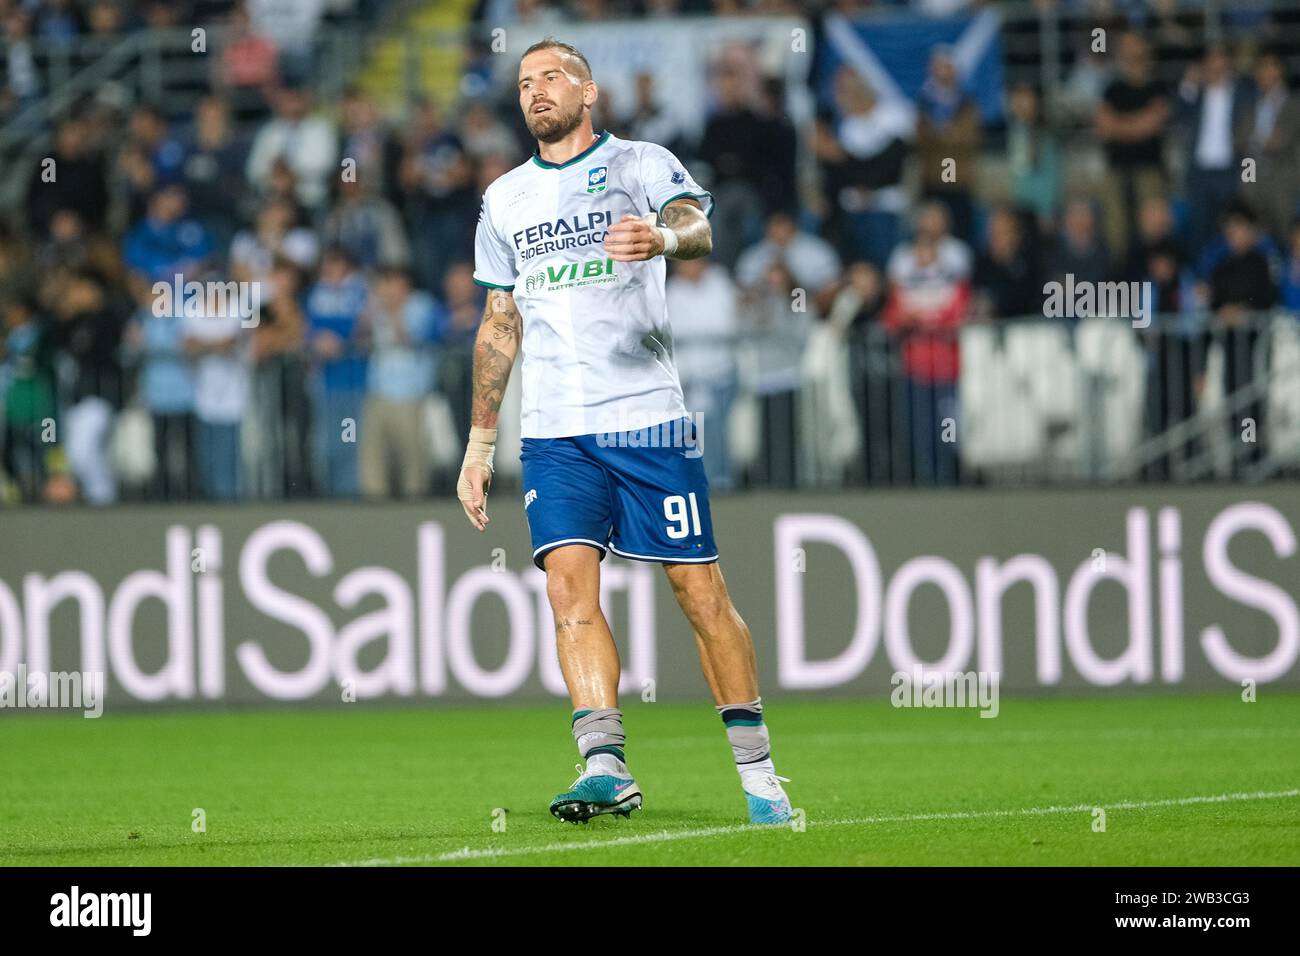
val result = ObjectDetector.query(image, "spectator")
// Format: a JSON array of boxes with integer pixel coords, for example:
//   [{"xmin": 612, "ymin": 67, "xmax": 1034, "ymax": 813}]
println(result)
[
  {"xmin": 1132, "ymin": 196, "xmax": 1197, "ymax": 477},
  {"xmin": 320, "ymin": 177, "xmax": 411, "ymax": 271},
  {"xmin": 398, "ymin": 98, "xmax": 477, "ymax": 293},
  {"xmin": 3, "ymin": 9, "xmax": 40, "ymax": 113},
  {"xmin": 124, "ymin": 288, "xmax": 198, "ymax": 500},
  {"xmin": 815, "ymin": 67, "xmax": 912, "ymax": 269},
  {"xmin": 1209, "ymin": 203, "xmax": 1279, "ymax": 319},
  {"xmin": 883, "ymin": 201, "xmax": 972, "ymax": 485},
  {"xmin": 827, "ymin": 261, "xmax": 888, "ymax": 482},
  {"xmin": 1, "ymin": 293, "xmax": 56, "ymax": 501},
  {"xmin": 25, "ymin": 117, "xmax": 110, "ymax": 239},
  {"xmin": 247, "ymin": 257, "xmax": 312, "ymax": 498},
  {"xmin": 83, "ymin": 0, "xmax": 125, "ymax": 43},
  {"xmin": 1235, "ymin": 50, "xmax": 1300, "ymax": 244},
  {"xmin": 230, "ymin": 198, "xmax": 319, "ymax": 287},
  {"xmin": 1202, "ymin": 203, "xmax": 1280, "ymax": 470},
  {"xmin": 741, "ymin": 260, "xmax": 811, "ymax": 488},
  {"xmin": 1006, "ymin": 81, "xmax": 1061, "ymax": 233},
  {"xmin": 34, "ymin": 0, "xmax": 79, "ymax": 49},
  {"xmin": 698, "ymin": 48, "xmax": 788, "ymax": 267},
  {"xmin": 216, "ymin": 2, "xmax": 279, "ymax": 114},
  {"xmin": 1044, "ymin": 198, "xmax": 1112, "ymax": 293},
  {"xmin": 436, "ymin": 262, "xmax": 482, "ymax": 441},
  {"xmin": 736, "ymin": 211, "xmax": 842, "ymax": 317},
  {"xmin": 246, "ymin": 84, "xmax": 338, "ymax": 212},
  {"xmin": 358, "ymin": 267, "xmax": 437, "ymax": 499},
  {"xmin": 184, "ymin": 282, "xmax": 249, "ymax": 501},
  {"xmin": 36, "ymin": 208, "xmax": 121, "ymax": 282},
  {"xmin": 1125, "ymin": 195, "xmax": 1190, "ymax": 314},
  {"xmin": 1095, "ymin": 32, "xmax": 1171, "ymax": 261},
  {"xmin": 915, "ymin": 46, "xmax": 982, "ymax": 246},
  {"xmin": 666, "ymin": 257, "xmax": 740, "ymax": 490},
  {"xmin": 126, "ymin": 103, "xmax": 187, "ymax": 188},
  {"xmin": 622, "ymin": 72, "xmax": 687, "ymax": 158},
  {"xmin": 1059, "ymin": 34, "xmax": 1112, "ymax": 126},
  {"xmin": 306, "ymin": 247, "xmax": 368, "ymax": 497},
  {"xmin": 123, "ymin": 185, "xmax": 214, "ymax": 301},
  {"xmin": 338, "ymin": 87, "xmax": 402, "ymax": 202},
  {"xmin": 261, "ymin": 156, "xmax": 305, "ymax": 210},
  {"xmin": 1178, "ymin": 45, "xmax": 1248, "ymax": 254},
  {"xmin": 755, "ymin": 75, "xmax": 799, "ymax": 217},
  {"xmin": 182, "ymin": 96, "xmax": 250, "ymax": 251},
  {"xmin": 247, "ymin": 0, "xmax": 326, "ymax": 83},
  {"xmin": 973, "ymin": 205, "xmax": 1041, "ymax": 320},
  {"xmin": 51, "ymin": 269, "xmax": 125, "ymax": 505},
  {"xmin": 459, "ymin": 100, "xmax": 519, "ymax": 162}
]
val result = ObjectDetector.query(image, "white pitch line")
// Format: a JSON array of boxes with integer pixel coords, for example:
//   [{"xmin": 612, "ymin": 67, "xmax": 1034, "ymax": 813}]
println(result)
[
  {"xmin": 638, "ymin": 726, "xmax": 1300, "ymax": 750},
  {"xmin": 330, "ymin": 787, "xmax": 1300, "ymax": 867}
]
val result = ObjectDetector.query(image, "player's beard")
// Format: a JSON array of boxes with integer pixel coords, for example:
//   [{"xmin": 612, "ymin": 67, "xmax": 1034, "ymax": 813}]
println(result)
[{"xmin": 526, "ymin": 98, "xmax": 585, "ymax": 144}]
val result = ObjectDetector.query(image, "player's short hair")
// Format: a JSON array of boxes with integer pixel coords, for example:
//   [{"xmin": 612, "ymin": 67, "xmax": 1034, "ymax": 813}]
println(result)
[{"xmin": 520, "ymin": 37, "xmax": 593, "ymax": 82}]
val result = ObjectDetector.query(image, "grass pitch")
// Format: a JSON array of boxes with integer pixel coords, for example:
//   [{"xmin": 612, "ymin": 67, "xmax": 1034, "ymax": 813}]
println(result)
[{"xmin": 1, "ymin": 692, "xmax": 1297, "ymax": 866}]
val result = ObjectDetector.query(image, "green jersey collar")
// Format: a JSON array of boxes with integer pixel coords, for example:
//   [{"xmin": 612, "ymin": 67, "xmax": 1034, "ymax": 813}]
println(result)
[{"xmin": 531, "ymin": 129, "xmax": 610, "ymax": 170}]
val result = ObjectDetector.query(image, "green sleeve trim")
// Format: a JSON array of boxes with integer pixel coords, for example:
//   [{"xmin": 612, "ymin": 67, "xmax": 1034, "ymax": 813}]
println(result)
[
  {"xmin": 659, "ymin": 191, "xmax": 715, "ymax": 219},
  {"xmin": 473, "ymin": 278, "xmax": 515, "ymax": 291}
]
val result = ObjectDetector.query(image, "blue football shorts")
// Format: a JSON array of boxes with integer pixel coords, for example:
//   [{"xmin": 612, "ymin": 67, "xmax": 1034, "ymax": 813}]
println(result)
[{"xmin": 519, "ymin": 416, "xmax": 719, "ymax": 570}]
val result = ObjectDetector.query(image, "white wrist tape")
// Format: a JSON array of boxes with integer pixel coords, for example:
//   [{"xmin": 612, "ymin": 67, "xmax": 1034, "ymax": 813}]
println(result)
[
  {"xmin": 657, "ymin": 224, "xmax": 679, "ymax": 257},
  {"xmin": 460, "ymin": 426, "xmax": 497, "ymax": 479},
  {"xmin": 641, "ymin": 212, "xmax": 678, "ymax": 257}
]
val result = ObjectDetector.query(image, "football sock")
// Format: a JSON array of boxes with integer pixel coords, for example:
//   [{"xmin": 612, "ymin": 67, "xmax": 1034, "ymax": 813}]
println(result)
[
  {"xmin": 572, "ymin": 707, "xmax": 627, "ymax": 773},
  {"xmin": 717, "ymin": 697, "xmax": 776, "ymax": 776}
]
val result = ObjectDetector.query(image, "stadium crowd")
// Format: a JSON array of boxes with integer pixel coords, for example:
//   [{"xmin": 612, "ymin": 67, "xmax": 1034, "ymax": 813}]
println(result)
[{"xmin": 2, "ymin": 0, "xmax": 1300, "ymax": 505}]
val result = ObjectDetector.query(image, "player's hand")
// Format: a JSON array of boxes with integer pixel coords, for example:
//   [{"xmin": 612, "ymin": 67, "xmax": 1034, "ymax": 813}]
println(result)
[
  {"xmin": 457, "ymin": 426, "xmax": 497, "ymax": 531},
  {"xmin": 457, "ymin": 463, "xmax": 491, "ymax": 531},
  {"xmin": 603, "ymin": 214, "xmax": 665, "ymax": 261}
]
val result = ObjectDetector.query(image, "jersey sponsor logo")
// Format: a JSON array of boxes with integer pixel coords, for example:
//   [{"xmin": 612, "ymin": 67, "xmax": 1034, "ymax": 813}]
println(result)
[
  {"xmin": 513, "ymin": 211, "xmax": 612, "ymax": 261},
  {"xmin": 586, "ymin": 165, "xmax": 608, "ymax": 193},
  {"xmin": 524, "ymin": 257, "xmax": 618, "ymax": 293}
]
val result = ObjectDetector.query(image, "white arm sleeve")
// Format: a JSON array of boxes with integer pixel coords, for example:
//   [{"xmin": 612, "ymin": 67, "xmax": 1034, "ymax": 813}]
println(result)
[
  {"xmin": 472, "ymin": 192, "xmax": 517, "ymax": 290},
  {"xmin": 638, "ymin": 142, "xmax": 714, "ymax": 220}
]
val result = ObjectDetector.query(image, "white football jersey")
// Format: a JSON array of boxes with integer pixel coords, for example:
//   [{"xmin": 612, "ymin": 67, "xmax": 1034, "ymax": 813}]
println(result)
[{"xmin": 473, "ymin": 130, "xmax": 714, "ymax": 439}]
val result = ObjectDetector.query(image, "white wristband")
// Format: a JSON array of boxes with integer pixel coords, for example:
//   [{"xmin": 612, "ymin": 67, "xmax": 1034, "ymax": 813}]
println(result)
[
  {"xmin": 641, "ymin": 213, "xmax": 678, "ymax": 257},
  {"xmin": 657, "ymin": 224, "xmax": 679, "ymax": 257}
]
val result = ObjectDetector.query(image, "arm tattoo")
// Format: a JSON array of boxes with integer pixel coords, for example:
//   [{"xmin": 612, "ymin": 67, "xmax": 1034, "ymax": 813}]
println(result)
[
  {"xmin": 660, "ymin": 201, "xmax": 713, "ymax": 260},
  {"xmin": 471, "ymin": 291, "xmax": 522, "ymax": 429}
]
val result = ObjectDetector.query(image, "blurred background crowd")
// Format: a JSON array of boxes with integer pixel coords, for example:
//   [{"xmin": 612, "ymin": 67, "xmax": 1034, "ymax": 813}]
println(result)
[{"xmin": 2, "ymin": 0, "xmax": 1300, "ymax": 507}]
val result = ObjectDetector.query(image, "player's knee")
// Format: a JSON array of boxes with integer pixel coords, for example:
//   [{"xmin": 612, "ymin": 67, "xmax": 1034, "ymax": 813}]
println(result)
[{"xmin": 545, "ymin": 567, "xmax": 598, "ymax": 618}]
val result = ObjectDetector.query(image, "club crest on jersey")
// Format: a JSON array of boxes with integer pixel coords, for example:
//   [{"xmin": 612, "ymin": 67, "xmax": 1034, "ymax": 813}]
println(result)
[
  {"xmin": 586, "ymin": 165, "xmax": 608, "ymax": 194},
  {"xmin": 671, "ymin": 169, "xmax": 686, "ymax": 185}
]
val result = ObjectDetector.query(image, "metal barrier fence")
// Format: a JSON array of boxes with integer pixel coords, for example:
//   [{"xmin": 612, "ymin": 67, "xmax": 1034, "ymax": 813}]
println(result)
[{"xmin": 2, "ymin": 310, "xmax": 1297, "ymax": 506}]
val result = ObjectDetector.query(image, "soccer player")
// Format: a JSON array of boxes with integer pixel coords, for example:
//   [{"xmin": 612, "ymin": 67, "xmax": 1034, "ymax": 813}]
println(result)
[{"xmin": 458, "ymin": 38, "xmax": 792, "ymax": 826}]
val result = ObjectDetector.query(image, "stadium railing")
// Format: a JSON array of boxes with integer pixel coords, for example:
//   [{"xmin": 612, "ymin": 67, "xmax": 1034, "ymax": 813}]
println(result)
[{"xmin": 3, "ymin": 311, "xmax": 1297, "ymax": 507}]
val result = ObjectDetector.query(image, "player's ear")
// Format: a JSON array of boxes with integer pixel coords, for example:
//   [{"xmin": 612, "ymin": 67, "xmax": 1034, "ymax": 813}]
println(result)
[{"xmin": 583, "ymin": 80, "xmax": 598, "ymax": 109}]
